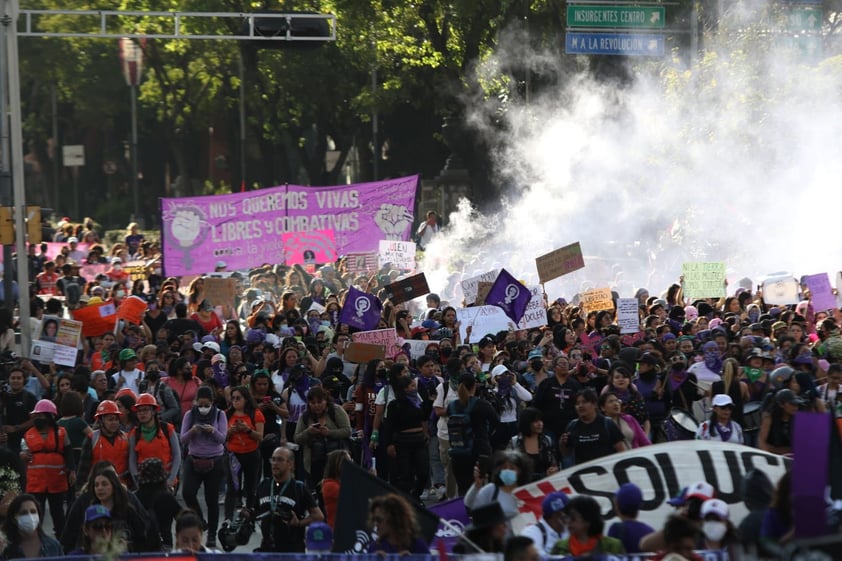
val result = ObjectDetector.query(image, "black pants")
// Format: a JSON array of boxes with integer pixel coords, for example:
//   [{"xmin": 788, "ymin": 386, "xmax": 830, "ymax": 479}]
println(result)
[
  {"xmin": 451, "ymin": 455, "xmax": 476, "ymax": 497},
  {"xmin": 182, "ymin": 455, "xmax": 224, "ymax": 536},
  {"xmin": 34, "ymin": 492, "xmax": 65, "ymax": 538},
  {"xmin": 225, "ymin": 449, "xmax": 261, "ymax": 519},
  {"xmin": 393, "ymin": 432, "xmax": 430, "ymax": 499}
]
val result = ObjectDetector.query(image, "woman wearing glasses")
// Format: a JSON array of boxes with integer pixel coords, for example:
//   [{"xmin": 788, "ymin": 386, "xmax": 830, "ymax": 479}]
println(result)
[{"xmin": 225, "ymin": 386, "xmax": 264, "ymax": 521}]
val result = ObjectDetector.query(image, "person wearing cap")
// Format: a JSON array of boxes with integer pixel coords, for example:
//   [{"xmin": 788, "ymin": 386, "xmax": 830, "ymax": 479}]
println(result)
[
  {"xmin": 551, "ymin": 494, "xmax": 625, "ymax": 555},
  {"xmin": 639, "ymin": 480, "xmax": 715, "ymax": 552},
  {"xmin": 305, "ymin": 520, "xmax": 334, "ymax": 553},
  {"xmin": 21, "ymin": 399, "xmax": 76, "ymax": 536},
  {"xmin": 608, "ymin": 483, "xmax": 654, "ymax": 553},
  {"xmin": 128, "ymin": 394, "xmax": 183, "ymax": 491},
  {"xmin": 110, "ymin": 348, "xmax": 145, "ymax": 395},
  {"xmin": 758, "ymin": 388, "xmax": 804, "ymax": 456},
  {"xmin": 488, "ymin": 364, "xmax": 533, "ymax": 450},
  {"xmin": 521, "ymin": 491, "xmax": 569, "ymax": 555},
  {"xmin": 699, "ymin": 498, "xmax": 738, "ymax": 556},
  {"xmin": 68, "ymin": 504, "xmax": 119, "ymax": 555},
  {"xmin": 106, "ymin": 257, "xmax": 129, "ymax": 284},
  {"xmin": 366, "ymin": 493, "xmax": 428, "ymax": 554},
  {"xmin": 695, "ymin": 394, "xmax": 744, "ymax": 443}
]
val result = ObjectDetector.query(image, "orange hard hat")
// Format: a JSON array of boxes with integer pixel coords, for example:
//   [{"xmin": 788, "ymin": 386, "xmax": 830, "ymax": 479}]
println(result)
[
  {"xmin": 95, "ymin": 400, "xmax": 120, "ymax": 418},
  {"xmin": 132, "ymin": 393, "xmax": 160, "ymax": 411}
]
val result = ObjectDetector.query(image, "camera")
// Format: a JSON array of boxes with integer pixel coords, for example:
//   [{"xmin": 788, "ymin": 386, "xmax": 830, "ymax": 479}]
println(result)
[{"xmin": 218, "ymin": 508, "xmax": 254, "ymax": 552}]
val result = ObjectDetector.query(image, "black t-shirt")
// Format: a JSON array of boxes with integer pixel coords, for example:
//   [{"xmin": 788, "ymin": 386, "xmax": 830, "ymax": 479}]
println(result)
[
  {"xmin": 533, "ymin": 376, "xmax": 583, "ymax": 437},
  {"xmin": 162, "ymin": 318, "xmax": 206, "ymax": 338},
  {"xmin": 565, "ymin": 414, "xmax": 624, "ymax": 465},
  {"xmin": 1, "ymin": 390, "xmax": 37, "ymax": 451},
  {"xmin": 255, "ymin": 476, "xmax": 317, "ymax": 552}
]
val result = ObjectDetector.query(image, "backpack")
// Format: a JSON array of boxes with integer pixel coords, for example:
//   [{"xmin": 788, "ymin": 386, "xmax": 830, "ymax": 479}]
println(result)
[{"xmin": 447, "ymin": 397, "xmax": 478, "ymax": 458}]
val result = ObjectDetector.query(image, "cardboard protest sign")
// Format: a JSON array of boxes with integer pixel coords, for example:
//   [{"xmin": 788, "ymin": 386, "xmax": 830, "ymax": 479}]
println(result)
[
  {"xmin": 535, "ymin": 242, "xmax": 585, "ymax": 283},
  {"xmin": 117, "ymin": 295, "xmax": 149, "ymax": 325},
  {"xmin": 762, "ymin": 273, "xmax": 800, "ymax": 305},
  {"xmin": 383, "ymin": 273, "xmax": 430, "ymax": 305},
  {"xmin": 281, "ymin": 229, "xmax": 338, "ymax": 265},
  {"xmin": 511, "ymin": 441, "xmax": 790, "ymax": 534},
  {"xmin": 456, "ymin": 305, "xmax": 515, "ymax": 342},
  {"xmin": 346, "ymin": 253, "xmax": 378, "ymax": 274},
  {"xmin": 377, "ymin": 240, "xmax": 416, "ymax": 270},
  {"xmin": 203, "ymin": 277, "xmax": 238, "ymax": 309},
  {"xmin": 581, "ymin": 287, "xmax": 614, "ymax": 313},
  {"xmin": 73, "ymin": 301, "xmax": 118, "ymax": 338},
  {"xmin": 345, "ymin": 342, "xmax": 386, "ymax": 363},
  {"xmin": 351, "ymin": 328, "xmax": 401, "ymax": 359},
  {"xmin": 475, "ymin": 282, "xmax": 493, "ymax": 306},
  {"xmin": 516, "ymin": 286, "xmax": 548, "ymax": 330},
  {"xmin": 460, "ymin": 269, "xmax": 500, "ymax": 306},
  {"xmin": 801, "ymin": 273, "xmax": 836, "ymax": 312},
  {"xmin": 617, "ymin": 297, "xmax": 639, "ymax": 334},
  {"xmin": 682, "ymin": 262, "xmax": 726, "ymax": 299}
]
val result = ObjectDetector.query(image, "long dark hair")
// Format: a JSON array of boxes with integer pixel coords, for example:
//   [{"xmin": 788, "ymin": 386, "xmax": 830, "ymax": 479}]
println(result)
[
  {"xmin": 90, "ymin": 465, "xmax": 132, "ymax": 518},
  {"xmin": 227, "ymin": 385, "xmax": 257, "ymax": 421},
  {"xmin": 362, "ymin": 359, "xmax": 383, "ymax": 390},
  {"xmin": 2, "ymin": 494, "xmax": 44, "ymax": 543}
]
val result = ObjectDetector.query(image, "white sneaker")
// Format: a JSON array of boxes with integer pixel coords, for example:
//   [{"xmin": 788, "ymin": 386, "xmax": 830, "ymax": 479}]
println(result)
[{"xmin": 420, "ymin": 489, "xmax": 431, "ymax": 501}]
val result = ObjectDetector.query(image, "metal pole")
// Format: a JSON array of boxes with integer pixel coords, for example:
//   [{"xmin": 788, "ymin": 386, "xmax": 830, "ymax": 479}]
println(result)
[
  {"xmin": 5, "ymin": 0, "xmax": 32, "ymax": 355},
  {"xmin": 238, "ymin": 48, "xmax": 246, "ymax": 190},
  {"xmin": 130, "ymin": 83, "xmax": 139, "ymax": 220},
  {"xmin": 0, "ymin": 6, "xmax": 13, "ymax": 315},
  {"xmin": 371, "ymin": 64, "xmax": 378, "ymax": 180},
  {"xmin": 51, "ymin": 84, "xmax": 58, "ymax": 209}
]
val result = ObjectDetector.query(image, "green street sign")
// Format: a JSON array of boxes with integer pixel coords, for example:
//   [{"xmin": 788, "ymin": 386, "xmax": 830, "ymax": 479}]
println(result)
[
  {"xmin": 786, "ymin": 8, "xmax": 822, "ymax": 32},
  {"xmin": 567, "ymin": 5, "xmax": 666, "ymax": 29}
]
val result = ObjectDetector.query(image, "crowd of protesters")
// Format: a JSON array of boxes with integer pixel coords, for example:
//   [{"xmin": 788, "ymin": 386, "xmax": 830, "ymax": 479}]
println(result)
[{"xmin": 0, "ymin": 213, "xmax": 831, "ymax": 559}]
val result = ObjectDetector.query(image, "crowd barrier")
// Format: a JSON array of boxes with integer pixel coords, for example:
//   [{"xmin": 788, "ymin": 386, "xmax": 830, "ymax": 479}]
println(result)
[{"xmin": 34, "ymin": 552, "xmax": 731, "ymax": 561}]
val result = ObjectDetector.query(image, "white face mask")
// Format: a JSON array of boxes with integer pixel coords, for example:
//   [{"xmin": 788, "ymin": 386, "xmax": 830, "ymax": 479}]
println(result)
[
  {"xmin": 198, "ymin": 406, "xmax": 212, "ymax": 415},
  {"xmin": 17, "ymin": 513, "xmax": 39, "ymax": 534},
  {"xmin": 115, "ymin": 290, "xmax": 125, "ymax": 298},
  {"xmin": 703, "ymin": 520, "xmax": 727, "ymax": 542}
]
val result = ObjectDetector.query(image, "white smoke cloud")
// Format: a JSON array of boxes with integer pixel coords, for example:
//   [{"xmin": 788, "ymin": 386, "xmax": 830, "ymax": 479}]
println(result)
[{"xmin": 422, "ymin": 12, "xmax": 842, "ymax": 304}]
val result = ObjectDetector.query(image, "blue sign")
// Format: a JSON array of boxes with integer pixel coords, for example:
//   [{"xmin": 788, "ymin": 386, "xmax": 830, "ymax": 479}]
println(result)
[{"xmin": 565, "ymin": 32, "xmax": 665, "ymax": 56}]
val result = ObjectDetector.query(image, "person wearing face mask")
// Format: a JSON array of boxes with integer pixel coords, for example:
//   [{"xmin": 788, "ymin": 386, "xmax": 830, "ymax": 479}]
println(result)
[
  {"xmin": 353, "ymin": 359, "xmax": 387, "ymax": 470},
  {"xmin": 662, "ymin": 351, "xmax": 703, "ymax": 441},
  {"xmin": 699, "ymin": 499, "xmax": 739, "ymax": 557},
  {"xmin": 2, "ymin": 494, "xmax": 63, "ymax": 558},
  {"xmin": 433, "ymin": 357, "xmax": 465, "ymax": 499},
  {"xmin": 20, "ymin": 400, "xmax": 76, "ymax": 538},
  {"xmin": 464, "ymin": 450, "xmax": 530, "ymax": 521},
  {"xmin": 179, "ymin": 385, "xmax": 228, "ymax": 548}
]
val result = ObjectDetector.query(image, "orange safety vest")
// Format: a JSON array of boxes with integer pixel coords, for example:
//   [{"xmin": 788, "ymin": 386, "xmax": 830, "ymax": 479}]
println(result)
[
  {"xmin": 132, "ymin": 423, "xmax": 174, "ymax": 475},
  {"xmin": 24, "ymin": 427, "xmax": 68, "ymax": 493},
  {"xmin": 91, "ymin": 430, "xmax": 131, "ymax": 484}
]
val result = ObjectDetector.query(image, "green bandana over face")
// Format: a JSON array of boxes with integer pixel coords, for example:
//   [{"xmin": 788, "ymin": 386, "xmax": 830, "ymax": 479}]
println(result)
[{"xmin": 744, "ymin": 367, "xmax": 764, "ymax": 383}]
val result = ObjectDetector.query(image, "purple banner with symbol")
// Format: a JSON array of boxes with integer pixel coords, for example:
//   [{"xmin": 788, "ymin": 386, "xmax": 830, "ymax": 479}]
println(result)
[
  {"xmin": 340, "ymin": 286, "xmax": 383, "ymax": 331},
  {"xmin": 160, "ymin": 175, "xmax": 418, "ymax": 276},
  {"xmin": 426, "ymin": 497, "xmax": 470, "ymax": 553},
  {"xmin": 486, "ymin": 268, "xmax": 531, "ymax": 324}
]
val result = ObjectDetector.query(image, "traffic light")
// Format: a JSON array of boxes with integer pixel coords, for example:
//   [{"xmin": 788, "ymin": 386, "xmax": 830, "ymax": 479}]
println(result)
[
  {"xmin": 243, "ymin": 11, "xmax": 332, "ymax": 50},
  {"xmin": 26, "ymin": 206, "xmax": 41, "ymax": 244},
  {"xmin": 0, "ymin": 207, "xmax": 12, "ymax": 245}
]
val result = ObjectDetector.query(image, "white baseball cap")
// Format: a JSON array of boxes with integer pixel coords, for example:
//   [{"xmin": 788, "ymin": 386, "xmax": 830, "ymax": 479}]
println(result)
[
  {"xmin": 711, "ymin": 394, "xmax": 734, "ymax": 407},
  {"xmin": 701, "ymin": 498, "xmax": 729, "ymax": 520}
]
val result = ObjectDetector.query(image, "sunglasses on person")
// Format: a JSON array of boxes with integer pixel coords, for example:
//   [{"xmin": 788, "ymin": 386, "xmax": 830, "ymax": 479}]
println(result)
[{"xmin": 90, "ymin": 522, "xmax": 112, "ymax": 531}]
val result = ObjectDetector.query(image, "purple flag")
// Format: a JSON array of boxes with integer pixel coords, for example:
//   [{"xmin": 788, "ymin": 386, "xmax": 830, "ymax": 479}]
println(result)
[
  {"xmin": 427, "ymin": 497, "xmax": 470, "ymax": 553},
  {"xmin": 793, "ymin": 412, "xmax": 832, "ymax": 538},
  {"xmin": 486, "ymin": 268, "xmax": 531, "ymax": 323},
  {"xmin": 340, "ymin": 286, "xmax": 383, "ymax": 331}
]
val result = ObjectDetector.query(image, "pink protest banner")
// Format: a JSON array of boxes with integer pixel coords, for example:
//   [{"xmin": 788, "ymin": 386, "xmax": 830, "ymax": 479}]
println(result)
[
  {"xmin": 160, "ymin": 175, "xmax": 418, "ymax": 276},
  {"xmin": 281, "ymin": 229, "xmax": 337, "ymax": 265},
  {"xmin": 0, "ymin": 242, "xmax": 90, "ymax": 263},
  {"xmin": 802, "ymin": 273, "xmax": 836, "ymax": 312},
  {"xmin": 351, "ymin": 328, "xmax": 402, "ymax": 359},
  {"xmin": 79, "ymin": 264, "xmax": 108, "ymax": 281}
]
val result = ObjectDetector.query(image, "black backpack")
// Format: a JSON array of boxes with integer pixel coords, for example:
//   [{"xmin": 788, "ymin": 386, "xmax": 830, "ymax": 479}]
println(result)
[{"xmin": 447, "ymin": 397, "xmax": 478, "ymax": 458}]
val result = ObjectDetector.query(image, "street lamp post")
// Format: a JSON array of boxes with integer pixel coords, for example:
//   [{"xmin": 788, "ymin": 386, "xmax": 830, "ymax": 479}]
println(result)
[{"xmin": 119, "ymin": 37, "xmax": 144, "ymax": 222}]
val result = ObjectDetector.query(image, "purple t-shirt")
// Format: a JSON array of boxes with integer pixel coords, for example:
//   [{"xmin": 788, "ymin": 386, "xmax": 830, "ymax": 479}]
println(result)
[{"xmin": 608, "ymin": 519, "xmax": 655, "ymax": 553}]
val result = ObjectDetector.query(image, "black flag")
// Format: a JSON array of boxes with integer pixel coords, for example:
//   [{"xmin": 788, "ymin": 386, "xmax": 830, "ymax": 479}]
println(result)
[{"xmin": 333, "ymin": 460, "xmax": 440, "ymax": 553}]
